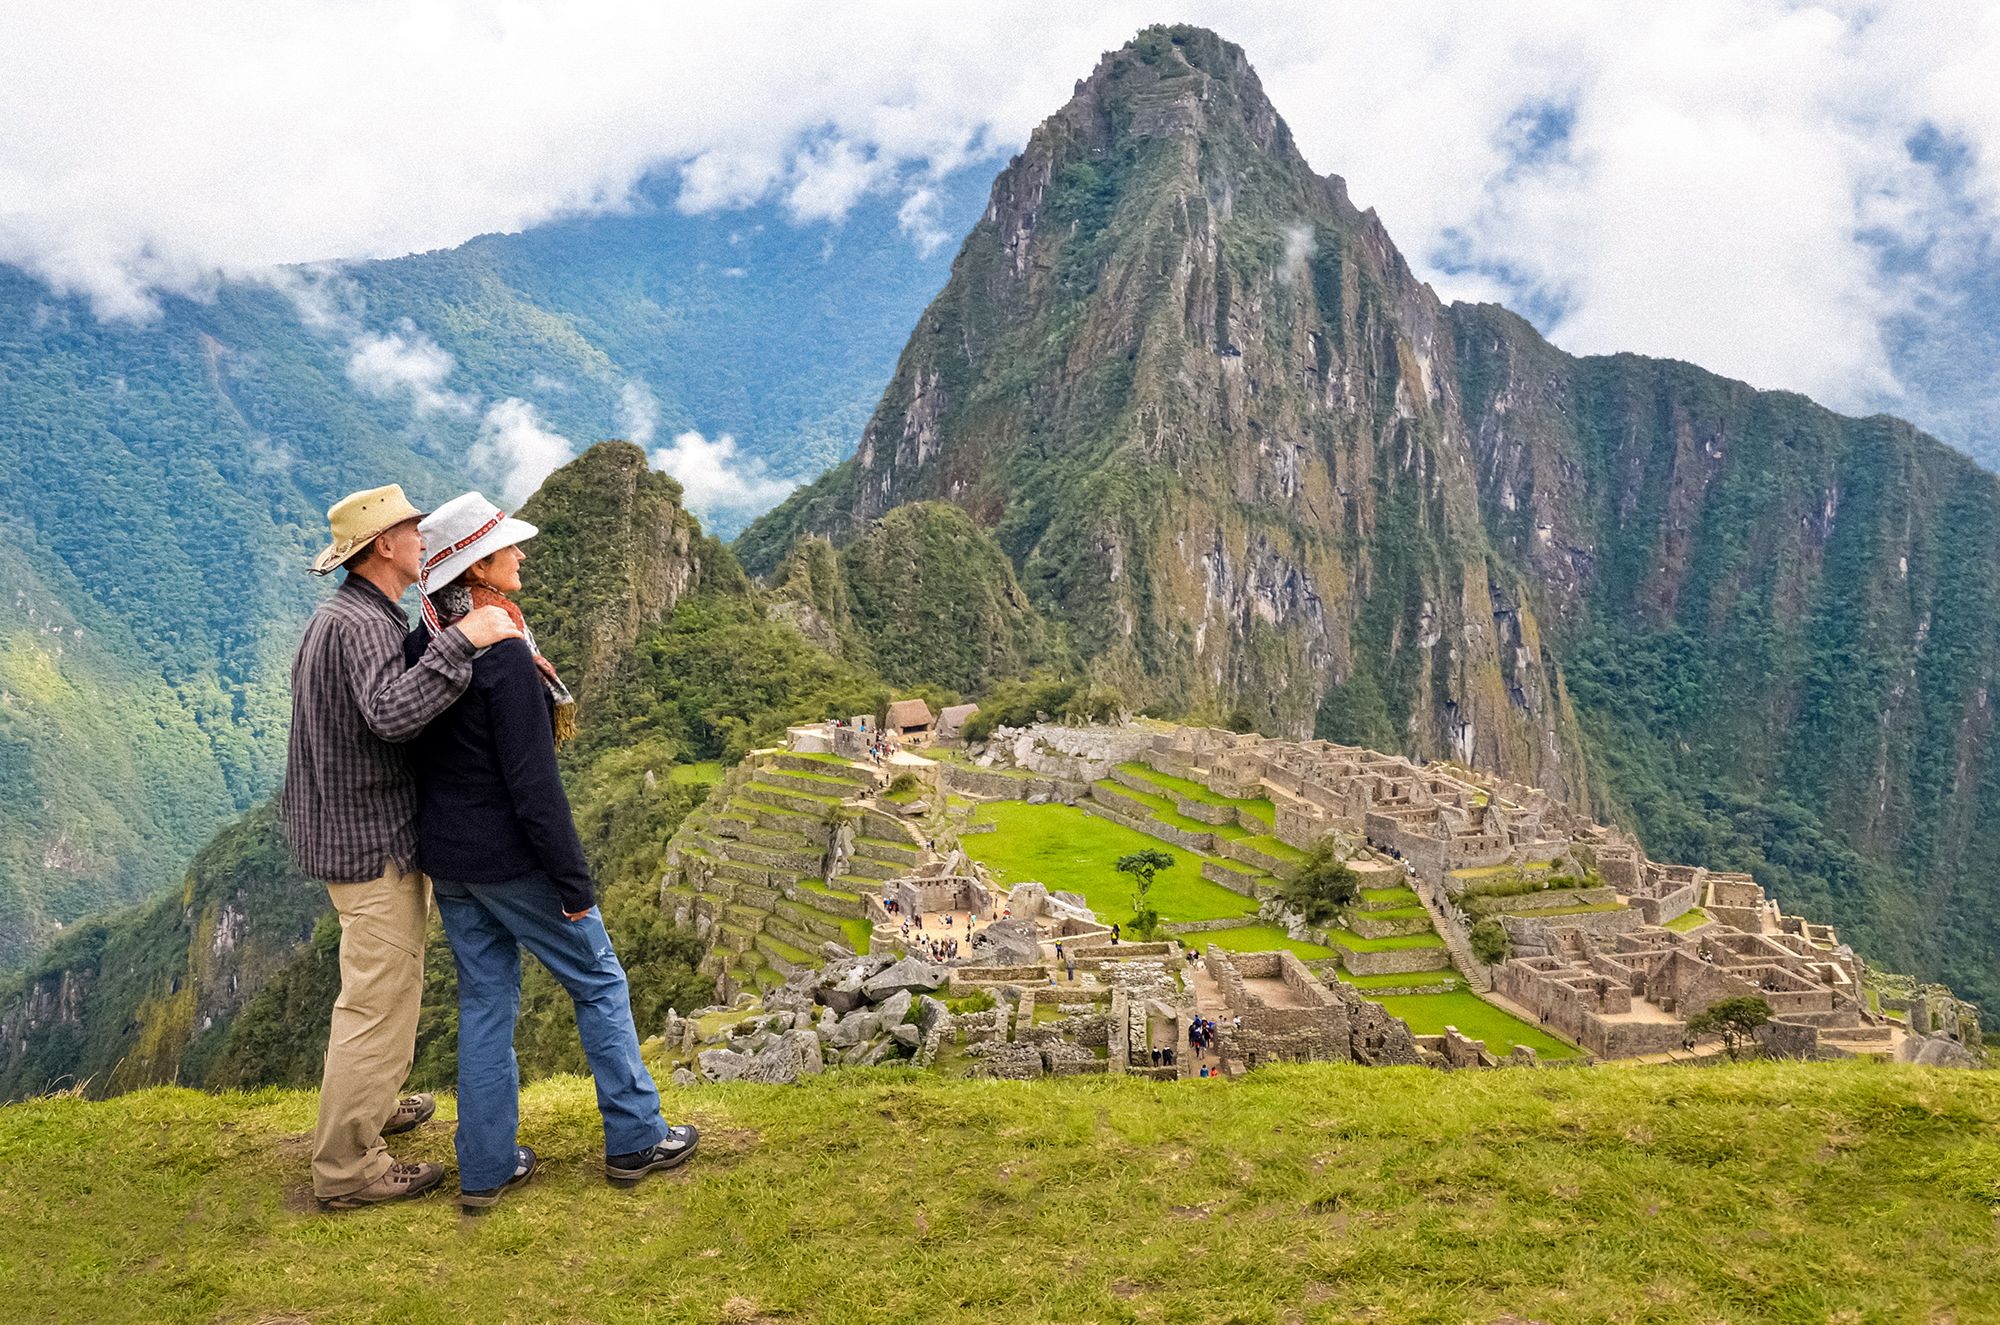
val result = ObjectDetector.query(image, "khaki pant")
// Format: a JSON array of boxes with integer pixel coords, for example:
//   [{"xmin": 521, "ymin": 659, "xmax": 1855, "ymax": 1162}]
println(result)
[{"xmin": 312, "ymin": 863, "xmax": 430, "ymax": 1198}]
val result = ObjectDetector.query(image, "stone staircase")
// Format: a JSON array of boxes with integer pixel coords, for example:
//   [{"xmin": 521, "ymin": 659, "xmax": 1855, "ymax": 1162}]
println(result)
[{"xmin": 663, "ymin": 750, "xmax": 927, "ymax": 998}]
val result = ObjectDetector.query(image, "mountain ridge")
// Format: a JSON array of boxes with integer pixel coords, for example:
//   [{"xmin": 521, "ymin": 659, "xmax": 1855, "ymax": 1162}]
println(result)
[{"xmin": 739, "ymin": 23, "xmax": 2000, "ymax": 1005}]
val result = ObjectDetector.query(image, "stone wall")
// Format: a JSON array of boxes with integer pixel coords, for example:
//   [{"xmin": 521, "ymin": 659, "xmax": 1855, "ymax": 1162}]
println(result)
[
  {"xmin": 1632, "ymin": 883, "xmax": 1699, "ymax": 927},
  {"xmin": 1334, "ymin": 941, "xmax": 1454, "ymax": 977}
]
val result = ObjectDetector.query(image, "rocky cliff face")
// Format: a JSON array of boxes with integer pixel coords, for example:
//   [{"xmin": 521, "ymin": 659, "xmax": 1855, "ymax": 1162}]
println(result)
[
  {"xmin": 742, "ymin": 26, "xmax": 1590, "ymax": 801},
  {"xmin": 741, "ymin": 25, "xmax": 2000, "ymax": 1005},
  {"xmin": 514, "ymin": 441, "xmax": 714, "ymax": 702}
]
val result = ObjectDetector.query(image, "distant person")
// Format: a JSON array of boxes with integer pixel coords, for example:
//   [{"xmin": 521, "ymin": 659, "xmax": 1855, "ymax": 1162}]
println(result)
[
  {"xmin": 404, "ymin": 494, "xmax": 698, "ymax": 1212},
  {"xmin": 284, "ymin": 484, "xmax": 523, "ymax": 1211}
]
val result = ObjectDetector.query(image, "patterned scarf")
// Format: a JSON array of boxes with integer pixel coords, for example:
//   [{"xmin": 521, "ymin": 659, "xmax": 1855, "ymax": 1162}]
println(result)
[{"xmin": 429, "ymin": 580, "xmax": 577, "ymax": 745}]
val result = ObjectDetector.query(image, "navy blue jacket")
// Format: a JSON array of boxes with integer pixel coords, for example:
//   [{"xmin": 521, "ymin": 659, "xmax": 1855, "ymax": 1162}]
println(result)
[{"xmin": 402, "ymin": 627, "xmax": 595, "ymax": 914}]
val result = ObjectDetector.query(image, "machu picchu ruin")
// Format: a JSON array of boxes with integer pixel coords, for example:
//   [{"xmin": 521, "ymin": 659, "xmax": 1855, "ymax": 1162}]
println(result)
[{"xmin": 655, "ymin": 717, "xmax": 1983, "ymax": 1082}]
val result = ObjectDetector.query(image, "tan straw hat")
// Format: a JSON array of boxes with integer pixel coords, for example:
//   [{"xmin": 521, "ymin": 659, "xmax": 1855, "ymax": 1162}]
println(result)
[{"xmin": 310, "ymin": 484, "xmax": 426, "ymax": 575}]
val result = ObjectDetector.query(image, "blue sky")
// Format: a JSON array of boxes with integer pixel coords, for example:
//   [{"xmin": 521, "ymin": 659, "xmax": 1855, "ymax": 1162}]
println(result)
[{"xmin": 3, "ymin": 1, "xmax": 1996, "ymax": 465}]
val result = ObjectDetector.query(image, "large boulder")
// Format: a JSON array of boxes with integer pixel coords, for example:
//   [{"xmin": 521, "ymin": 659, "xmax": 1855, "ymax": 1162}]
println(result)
[
  {"xmin": 876, "ymin": 989, "xmax": 914, "ymax": 1028},
  {"xmin": 746, "ymin": 1030, "xmax": 826, "ymax": 1084},
  {"xmin": 817, "ymin": 966, "xmax": 871, "ymax": 1014},
  {"xmin": 972, "ymin": 918, "xmax": 1043, "ymax": 965},
  {"xmin": 891, "ymin": 1023, "xmax": 922, "ymax": 1049},
  {"xmin": 863, "ymin": 957, "xmax": 947, "ymax": 1001},
  {"xmin": 915, "ymin": 994, "xmax": 953, "ymax": 1037},
  {"xmin": 697, "ymin": 1047, "xmax": 752, "ymax": 1083}
]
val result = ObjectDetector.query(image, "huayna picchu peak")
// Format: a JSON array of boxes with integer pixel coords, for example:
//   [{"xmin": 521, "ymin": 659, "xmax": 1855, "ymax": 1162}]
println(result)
[{"xmin": 743, "ymin": 24, "xmax": 2000, "ymax": 1011}]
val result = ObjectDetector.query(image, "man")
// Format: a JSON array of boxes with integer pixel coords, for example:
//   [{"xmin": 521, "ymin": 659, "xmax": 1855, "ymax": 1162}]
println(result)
[{"xmin": 284, "ymin": 484, "xmax": 521, "ymax": 1211}]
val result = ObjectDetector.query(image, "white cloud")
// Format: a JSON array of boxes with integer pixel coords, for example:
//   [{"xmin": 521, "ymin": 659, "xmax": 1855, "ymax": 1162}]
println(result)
[
  {"xmin": 898, "ymin": 186, "xmax": 952, "ymax": 258},
  {"xmin": 2, "ymin": 2, "xmax": 1999, "ymax": 425},
  {"xmin": 649, "ymin": 430, "xmax": 797, "ymax": 522},
  {"xmin": 469, "ymin": 398, "xmax": 575, "ymax": 505},
  {"xmin": 616, "ymin": 380, "xmax": 659, "ymax": 446},
  {"xmin": 346, "ymin": 324, "xmax": 475, "ymax": 417}
]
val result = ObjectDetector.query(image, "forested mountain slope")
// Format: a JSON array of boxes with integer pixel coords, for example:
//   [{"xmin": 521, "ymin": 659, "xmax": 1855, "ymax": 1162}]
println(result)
[
  {"xmin": 739, "ymin": 26, "xmax": 2000, "ymax": 1006},
  {"xmin": 0, "ymin": 173, "xmax": 986, "ymax": 972}
]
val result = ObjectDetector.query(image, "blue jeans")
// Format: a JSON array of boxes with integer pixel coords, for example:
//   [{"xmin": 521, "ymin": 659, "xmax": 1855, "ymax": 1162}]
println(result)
[{"xmin": 433, "ymin": 872, "xmax": 667, "ymax": 1189}]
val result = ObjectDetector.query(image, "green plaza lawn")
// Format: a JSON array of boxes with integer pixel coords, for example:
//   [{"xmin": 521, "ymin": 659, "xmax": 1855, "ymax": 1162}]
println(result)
[
  {"xmin": 961, "ymin": 800, "xmax": 1257, "ymax": 923},
  {"xmin": 1367, "ymin": 990, "xmax": 1580, "ymax": 1060},
  {"xmin": 5, "ymin": 1063, "xmax": 1999, "ymax": 1323}
]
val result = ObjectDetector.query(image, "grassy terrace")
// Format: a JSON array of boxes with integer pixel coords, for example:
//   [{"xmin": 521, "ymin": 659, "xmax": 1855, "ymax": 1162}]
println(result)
[
  {"xmin": 1095, "ymin": 780, "xmax": 1250, "ymax": 839},
  {"xmin": 1360, "ymin": 885, "xmax": 1420, "ymax": 906},
  {"xmin": 1666, "ymin": 907, "xmax": 1711, "ymax": 933},
  {"xmin": 1324, "ymin": 927, "xmax": 1448, "ymax": 953},
  {"xmin": 1116, "ymin": 761, "xmax": 1277, "ymax": 825},
  {"xmin": 1337, "ymin": 969, "xmax": 1463, "ymax": 991},
  {"xmin": 1195, "ymin": 923, "xmax": 1335, "ymax": 961},
  {"xmin": 1367, "ymin": 990, "xmax": 1580, "ymax": 1060},
  {"xmin": 962, "ymin": 801, "xmax": 1257, "ymax": 924},
  {"xmin": 667, "ymin": 760, "xmax": 725, "ymax": 785},
  {"xmin": 7, "ymin": 1065, "xmax": 1999, "ymax": 1323},
  {"xmin": 1449, "ymin": 860, "xmax": 1555, "ymax": 881},
  {"xmin": 1238, "ymin": 832, "xmax": 1305, "ymax": 863}
]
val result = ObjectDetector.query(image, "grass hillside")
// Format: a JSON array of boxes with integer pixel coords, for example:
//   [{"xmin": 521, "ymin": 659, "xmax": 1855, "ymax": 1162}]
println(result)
[{"xmin": 5, "ymin": 1063, "xmax": 1996, "ymax": 1323}]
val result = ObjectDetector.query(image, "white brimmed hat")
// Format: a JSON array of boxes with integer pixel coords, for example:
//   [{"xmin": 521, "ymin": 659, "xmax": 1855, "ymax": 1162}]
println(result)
[{"xmin": 418, "ymin": 492, "xmax": 538, "ymax": 593}]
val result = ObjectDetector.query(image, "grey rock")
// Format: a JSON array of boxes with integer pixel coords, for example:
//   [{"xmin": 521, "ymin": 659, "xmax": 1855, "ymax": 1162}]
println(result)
[
  {"xmin": 821, "ymin": 940, "xmax": 856, "ymax": 961},
  {"xmin": 1008, "ymin": 882, "xmax": 1049, "ymax": 919},
  {"xmin": 1051, "ymin": 890, "xmax": 1089, "ymax": 910},
  {"xmin": 670, "ymin": 1066, "xmax": 699, "ymax": 1087},
  {"xmin": 890, "ymin": 1023, "xmax": 922, "ymax": 1049},
  {"xmin": 877, "ymin": 989, "xmax": 914, "ymax": 1027},
  {"xmin": 915, "ymin": 994, "xmax": 952, "ymax": 1036},
  {"xmin": 827, "ymin": 1009, "xmax": 870, "ymax": 1047},
  {"xmin": 817, "ymin": 967, "xmax": 870, "ymax": 1015},
  {"xmin": 1026, "ymin": 792, "xmax": 1049, "ymax": 805},
  {"xmin": 862, "ymin": 956, "xmax": 947, "ymax": 1000},
  {"xmin": 973, "ymin": 917, "xmax": 1042, "ymax": 965},
  {"xmin": 697, "ymin": 1047, "xmax": 751, "ymax": 1083},
  {"xmin": 746, "ymin": 1029, "xmax": 825, "ymax": 1084}
]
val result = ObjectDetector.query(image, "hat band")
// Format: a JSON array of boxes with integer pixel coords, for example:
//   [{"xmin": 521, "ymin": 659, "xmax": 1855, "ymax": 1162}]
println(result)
[{"xmin": 421, "ymin": 510, "xmax": 507, "ymax": 584}]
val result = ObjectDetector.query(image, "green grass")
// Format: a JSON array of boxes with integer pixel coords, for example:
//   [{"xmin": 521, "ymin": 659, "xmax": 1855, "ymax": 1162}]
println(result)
[
  {"xmin": 1237, "ymin": 833, "xmax": 1305, "ymax": 863},
  {"xmin": 1115, "ymin": 761, "xmax": 1277, "ymax": 824},
  {"xmin": 748, "ymin": 779, "xmax": 847, "ymax": 805},
  {"xmin": 1337, "ymin": 969, "xmax": 1463, "ymax": 991},
  {"xmin": 1325, "ymin": 928, "xmax": 1448, "ymax": 953},
  {"xmin": 1666, "ymin": 907, "xmax": 1711, "ymax": 933},
  {"xmin": 5, "ymin": 1065, "xmax": 1999, "ymax": 1322},
  {"xmin": 794, "ymin": 879, "xmax": 862, "ymax": 903},
  {"xmin": 667, "ymin": 760, "xmax": 726, "ymax": 785},
  {"xmin": 1360, "ymin": 886, "xmax": 1420, "ymax": 906},
  {"xmin": 1449, "ymin": 860, "xmax": 1555, "ymax": 880},
  {"xmin": 1191, "ymin": 924, "xmax": 1335, "ymax": 960},
  {"xmin": 961, "ymin": 801, "xmax": 1257, "ymax": 923},
  {"xmin": 1093, "ymin": 781, "xmax": 1250, "ymax": 839},
  {"xmin": 1354, "ymin": 905, "xmax": 1429, "ymax": 922},
  {"xmin": 1473, "ymin": 901, "xmax": 1628, "ymax": 918},
  {"xmin": 839, "ymin": 917, "xmax": 873, "ymax": 955},
  {"xmin": 1365, "ymin": 991, "xmax": 1582, "ymax": 1060}
]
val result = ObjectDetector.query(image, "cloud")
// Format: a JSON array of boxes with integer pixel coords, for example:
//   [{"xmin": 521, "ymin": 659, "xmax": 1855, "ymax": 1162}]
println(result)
[
  {"xmin": 898, "ymin": 187, "xmax": 952, "ymax": 257},
  {"xmin": 345, "ymin": 324, "xmax": 475, "ymax": 417},
  {"xmin": 1278, "ymin": 222, "xmax": 1314, "ymax": 284},
  {"xmin": 616, "ymin": 380, "xmax": 659, "ymax": 446},
  {"xmin": 649, "ymin": 430, "xmax": 798, "ymax": 522},
  {"xmin": 469, "ymin": 399, "xmax": 575, "ymax": 505},
  {"xmin": 3, "ymin": 2, "xmax": 2000, "ymax": 435}
]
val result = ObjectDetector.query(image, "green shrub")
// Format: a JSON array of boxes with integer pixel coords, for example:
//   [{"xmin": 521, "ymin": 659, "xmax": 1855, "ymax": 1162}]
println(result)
[
  {"xmin": 1279, "ymin": 838, "xmax": 1359, "ymax": 926},
  {"xmin": 1469, "ymin": 918, "xmax": 1511, "ymax": 965}
]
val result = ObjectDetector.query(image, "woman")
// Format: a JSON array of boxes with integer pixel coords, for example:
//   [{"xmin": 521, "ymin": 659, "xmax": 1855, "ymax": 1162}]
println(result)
[{"xmin": 404, "ymin": 492, "xmax": 697, "ymax": 1212}]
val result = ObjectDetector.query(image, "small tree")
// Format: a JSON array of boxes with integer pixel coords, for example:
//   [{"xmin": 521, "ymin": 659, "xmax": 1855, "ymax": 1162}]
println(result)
[
  {"xmin": 1685, "ymin": 995, "xmax": 1773, "ymax": 1060},
  {"xmin": 1469, "ymin": 918, "xmax": 1511, "ymax": 966},
  {"xmin": 1279, "ymin": 838, "xmax": 1359, "ymax": 926},
  {"xmin": 1116, "ymin": 848, "xmax": 1175, "ymax": 938}
]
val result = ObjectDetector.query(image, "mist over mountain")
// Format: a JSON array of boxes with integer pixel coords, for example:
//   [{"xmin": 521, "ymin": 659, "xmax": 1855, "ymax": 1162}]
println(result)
[{"xmin": 0, "ymin": 169, "xmax": 989, "ymax": 971}]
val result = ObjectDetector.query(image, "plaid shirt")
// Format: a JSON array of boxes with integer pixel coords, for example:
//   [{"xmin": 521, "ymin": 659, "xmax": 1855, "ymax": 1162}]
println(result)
[{"xmin": 282, "ymin": 573, "xmax": 474, "ymax": 882}]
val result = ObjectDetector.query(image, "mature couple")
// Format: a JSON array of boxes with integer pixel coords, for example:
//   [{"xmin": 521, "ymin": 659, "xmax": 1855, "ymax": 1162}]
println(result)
[{"xmin": 283, "ymin": 484, "xmax": 697, "ymax": 1213}]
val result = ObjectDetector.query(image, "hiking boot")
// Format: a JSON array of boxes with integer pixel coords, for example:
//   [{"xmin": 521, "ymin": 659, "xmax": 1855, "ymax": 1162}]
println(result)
[
  {"xmin": 606, "ymin": 1124, "xmax": 700, "ymax": 1186},
  {"xmin": 317, "ymin": 1160, "xmax": 445, "ymax": 1211},
  {"xmin": 381, "ymin": 1092, "xmax": 437, "ymax": 1136},
  {"xmin": 460, "ymin": 1146, "xmax": 537, "ymax": 1213}
]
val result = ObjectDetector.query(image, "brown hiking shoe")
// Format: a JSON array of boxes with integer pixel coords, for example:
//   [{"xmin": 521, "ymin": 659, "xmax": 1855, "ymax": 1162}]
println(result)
[
  {"xmin": 381, "ymin": 1093, "xmax": 437, "ymax": 1136},
  {"xmin": 317, "ymin": 1160, "xmax": 445, "ymax": 1212}
]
